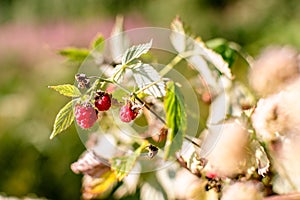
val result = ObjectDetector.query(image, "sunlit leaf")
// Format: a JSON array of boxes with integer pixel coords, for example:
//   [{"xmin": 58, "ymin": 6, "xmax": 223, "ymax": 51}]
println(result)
[
  {"xmin": 59, "ymin": 48, "xmax": 89, "ymax": 62},
  {"xmin": 112, "ymin": 64, "xmax": 125, "ymax": 83},
  {"xmin": 48, "ymin": 84, "xmax": 81, "ymax": 97},
  {"xmin": 82, "ymin": 171, "xmax": 118, "ymax": 200},
  {"xmin": 170, "ymin": 17, "xmax": 186, "ymax": 53},
  {"xmin": 164, "ymin": 81, "xmax": 187, "ymax": 159},
  {"xmin": 110, "ymin": 141, "xmax": 148, "ymax": 181},
  {"xmin": 170, "ymin": 17, "xmax": 194, "ymax": 53},
  {"xmin": 131, "ymin": 63, "xmax": 165, "ymax": 97},
  {"xmin": 50, "ymin": 100, "xmax": 75, "ymax": 139},
  {"xmin": 170, "ymin": 17, "xmax": 233, "ymax": 79},
  {"xmin": 194, "ymin": 39, "xmax": 233, "ymax": 79},
  {"xmin": 122, "ymin": 40, "xmax": 152, "ymax": 65},
  {"xmin": 91, "ymin": 34, "xmax": 105, "ymax": 51},
  {"xmin": 206, "ymin": 38, "xmax": 237, "ymax": 68}
]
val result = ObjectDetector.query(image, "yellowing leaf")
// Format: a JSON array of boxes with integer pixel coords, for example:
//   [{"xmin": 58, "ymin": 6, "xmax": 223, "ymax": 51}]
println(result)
[
  {"xmin": 82, "ymin": 171, "xmax": 118, "ymax": 199},
  {"xmin": 48, "ymin": 84, "xmax": 81, "ymax": 97}
]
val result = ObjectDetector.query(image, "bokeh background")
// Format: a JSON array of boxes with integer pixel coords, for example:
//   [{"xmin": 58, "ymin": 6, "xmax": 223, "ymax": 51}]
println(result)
[{"xmin": 0, "ymin": 0, "xmax": 300, "ymax": 199}]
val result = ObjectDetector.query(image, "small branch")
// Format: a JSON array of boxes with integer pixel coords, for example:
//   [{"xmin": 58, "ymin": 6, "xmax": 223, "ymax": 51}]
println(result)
[{"xmin": 133, "ymin": 94, "xmax": 166, "ymax": 125}]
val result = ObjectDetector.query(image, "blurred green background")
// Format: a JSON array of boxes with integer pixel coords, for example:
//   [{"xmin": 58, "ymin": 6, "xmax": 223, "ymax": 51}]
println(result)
[{"xmin": 0, "ymin": 0, "xmax": 300, "ymax": 199}]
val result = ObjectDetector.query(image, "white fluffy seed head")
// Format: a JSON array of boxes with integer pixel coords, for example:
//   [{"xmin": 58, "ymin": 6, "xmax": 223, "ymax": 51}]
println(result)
[
  {"xmin": 205, "ymin": 121, "xmax": 252, "ymax": 178},
  {"xmin": 272, "ymin": 134, "xmax": 300, "ymax": 193},
  {"xmin": 249, "ymin": 46, "xmax": 300, "ymax": 97},
  {"xmin": 221, "ymin": 181, "xmax": 264, "ymax": 200},
  {"xmin": 252, "ymin": 79, "xmax": 300, "ymax": 143}
]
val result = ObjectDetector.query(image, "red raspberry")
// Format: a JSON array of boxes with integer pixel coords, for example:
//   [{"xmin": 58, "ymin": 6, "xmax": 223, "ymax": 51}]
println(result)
[
  {"xmin": 75, "ymin": 104, "xmax": 98, "ymax": 129},
  {"xmin": 94, "ymin": 91, "xmax": 111, "ymax": 111},
  {"xmin": 119, "ymin": 104, "xmax": 138, "ymax": 123}
]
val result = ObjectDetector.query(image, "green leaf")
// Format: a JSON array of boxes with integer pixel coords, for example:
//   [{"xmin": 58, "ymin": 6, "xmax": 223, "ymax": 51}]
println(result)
[
  {"xmin": 91, "ymin": 34, "xmax": 105, "ymax": 51},
  {"xmin": 110, "ymin": 141, "xmax": 148, "ymax": 180},
  {"xmin": 163, "ymin": 81, "xmax": 187, "ymax": 159},
  {"xmin": 194, "ymin": 39, "xmax": 233, "ymax": 79},
  {"xmin": 169, "ymin": 17, "xmax": 233, "ymax": 79},
  {"xmin": 59, "ymin": 48, "xmax": 90, "ymax": 62},
  {"xmin": 131, "ymin": 63, "xmax": 165, "ymax": 97},
  {"xmin": 206, "ymin": 38, "xmax": 237, "ymax": 68},
  {"xmin": 122, "ymin": 40, "xmax": 152, "ymax": 65},
  {"xmin": 50, "ymin": 100, "xmax": 75, "ymax": 139},
  {"xmin": 48, "ymin": 84, "xmax": 81, "ymax": 97}
]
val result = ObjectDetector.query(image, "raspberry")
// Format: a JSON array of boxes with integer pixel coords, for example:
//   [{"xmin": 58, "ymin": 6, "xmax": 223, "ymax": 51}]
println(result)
[
  {"xmin": 94, "ymin": 91, "xmax": 111, "ymax": 111},
  {"xmin": 119, "ymin": 104, "xmax": 138, "ymax": 123},
  {"xmin": 75, "ymin": 104, "xmax": 98, "ymax": 129}
]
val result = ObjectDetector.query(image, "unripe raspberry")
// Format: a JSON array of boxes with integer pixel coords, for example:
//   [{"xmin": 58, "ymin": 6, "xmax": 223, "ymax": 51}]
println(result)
[
  {"xmin": 94, "ymin": 91, "xmax": 111, "ymax": 111},
  {"xmin": 119, "ymin": 104, "xmax": 138, "ymax": 123},
  {"xmin": 75, "ymin": 104, "xmax": 98, "ymax": 129}
]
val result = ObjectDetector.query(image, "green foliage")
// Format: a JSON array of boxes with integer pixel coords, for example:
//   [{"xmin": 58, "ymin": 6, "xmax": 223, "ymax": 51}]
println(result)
[
  {"xmin": 48, "ymin": 84, "xmax": 81, "ymax": 97},
  {"xmin": 122, "ymin": 40, "xmax": 152, "ymax": 65},
  {"xmin": 59, "ymin": 48, "xmax": 90, "ymax": 62},
  {"xmin": 206, "ymin": 38, "xmax": 237, "ymax": 68},
  {"xmin": 110, "ymin": 141, "xmax": 148, "ymax": 181},
  {"xmin": 163, "ymin": 81, "xmax": 186, "ymax": 159},
  {"xmin": 131, "ymin": 63, "xmax": 165, "ymax": 97},
  {"xmin": 50, "ymin": 100, "xmax": 75, "ymax": 139},
  {"xmin": 91, "ymin": 34, "xmax": 105, "ymax": 51}
]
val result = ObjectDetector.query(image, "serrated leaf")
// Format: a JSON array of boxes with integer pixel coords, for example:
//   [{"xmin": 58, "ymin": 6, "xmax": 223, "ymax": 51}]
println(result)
[
  {"xmin": 170, "ymin": 17, "xmax": 195, "ymax": 53},
  {"xmin": 50, "ymin": 100, "xmax": 75, "ymax": 139},
  {"xmin": 131, "ymin": 63, "xmax": 165, "ymax": 97},
  {"xmin": 110, "ymin": 16, "xmax": 130, "ymax": 63},
  {"xmin": 194, "ymin": 39, "xmax": 233, "ymax": 79},
  {"xmin": 122, "ymin": 40, "xmax": 152, "ymax": 65},
  {"xmin": 112, "ymin": 64, "xmax": 126, "ymax": 83},
  {"xmin": 206, "ymin": 38, "xmax": 236, "ymax": 68},
  {"xmin": 164, "ymin": 82, "xmax": 187, "ymax": 159},
  {"xmin": 169, "ymin": 17, "xmax": 233, "ymax": 79},
  {"xmin": 91, "ymin": 34, "xmax": 105, "ymax": 51},
  {"xmin": 59, "ymin": 48, "xmax": 89, "ymax": 62},
  {"xmin": 170, "ymin": 17, "xmax": 186, "ymax": 53},
  {"xmin": 48, "ymin": 84, "xmax": 81, "ymax": 97},
  {"xmin": 110, "ymin": 141, "xmax": 148, "ymax": 181}
]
